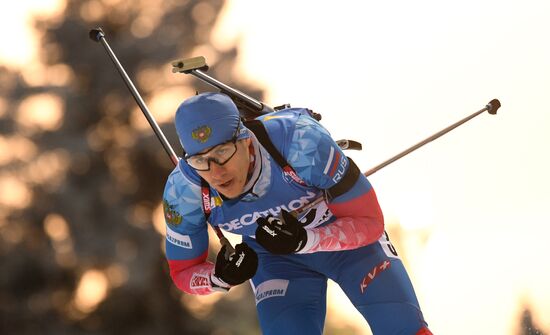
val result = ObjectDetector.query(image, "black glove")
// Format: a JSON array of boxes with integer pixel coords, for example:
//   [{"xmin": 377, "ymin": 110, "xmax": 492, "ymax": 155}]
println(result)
[
  {"xmin": 255, "ymin": 210, "xmax": 308, "ymax": 254},
  {"xmin": 212, "ymin": 242, "xmax": 258, "ymax": 287}
]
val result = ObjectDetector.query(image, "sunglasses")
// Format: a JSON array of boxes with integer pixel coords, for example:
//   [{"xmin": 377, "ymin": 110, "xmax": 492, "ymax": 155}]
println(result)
[{"xmin": 184, "ymin": 125, "xmax": 241, "ymax": 171}]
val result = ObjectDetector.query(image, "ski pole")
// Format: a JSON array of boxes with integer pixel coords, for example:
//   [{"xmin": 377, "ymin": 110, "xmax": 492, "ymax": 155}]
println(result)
[
  {"xmin": 363, "ymin": 99, "xmax": 500, "ymax": 176},
  {"xmin": 292, "ymin": 99, "xmax": 501, "ymax": 216},
  {"xmin": 88, "ymin": 27, "xmax": 235, "ymax": 254}
]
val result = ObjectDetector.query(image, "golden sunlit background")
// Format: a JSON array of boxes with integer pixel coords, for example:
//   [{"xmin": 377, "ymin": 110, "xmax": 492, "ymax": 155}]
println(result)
[{"xmin": 1, "ymin": 0, "xmax": 548, "ymax": 334}]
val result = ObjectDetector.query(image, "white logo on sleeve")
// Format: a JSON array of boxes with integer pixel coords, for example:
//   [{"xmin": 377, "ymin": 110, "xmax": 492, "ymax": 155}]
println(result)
[
  {"xmin": 254, "ymin": 279, "xmax": 289, "ymax": 305},
  {"xmin": 166, "ymin": 226, "xmax": 193, "ymax": 249}
]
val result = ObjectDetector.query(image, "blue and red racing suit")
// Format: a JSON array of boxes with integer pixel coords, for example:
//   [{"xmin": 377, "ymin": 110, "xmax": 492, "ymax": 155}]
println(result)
[{"xmin": 163, "ymin": 108, "xmax": 431, "ymax": 334}]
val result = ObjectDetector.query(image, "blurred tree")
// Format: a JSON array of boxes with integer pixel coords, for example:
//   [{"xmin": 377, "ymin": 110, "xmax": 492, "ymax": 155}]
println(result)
[{"xmin": 0, "ymin": 0, "xmax": 263, "ymax": 334}]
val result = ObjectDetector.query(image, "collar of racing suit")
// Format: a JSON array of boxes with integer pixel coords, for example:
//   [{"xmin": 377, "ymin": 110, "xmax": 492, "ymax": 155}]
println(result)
[{"xmin": 239, "ymin": 131, "xmax": 272, "ymax": 202}]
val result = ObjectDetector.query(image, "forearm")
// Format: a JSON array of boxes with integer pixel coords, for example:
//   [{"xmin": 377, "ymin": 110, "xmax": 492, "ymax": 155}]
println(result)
[
  {"xmin": 299, "ymin": 188, "xmax": 384, "ymax": 253},
  {"xmin": 168, "ymin": 250, "xmax": 219, "ymax": 295}
]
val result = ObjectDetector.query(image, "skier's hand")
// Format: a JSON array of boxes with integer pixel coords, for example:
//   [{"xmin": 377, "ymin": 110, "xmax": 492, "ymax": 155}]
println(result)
[
  {"xmin": 255, "ymin": 210, "xmax": 307, "ymax": 254},
  {"xmin": 212, "ymin": 242, "xmax": 258, "ymax": 290}
]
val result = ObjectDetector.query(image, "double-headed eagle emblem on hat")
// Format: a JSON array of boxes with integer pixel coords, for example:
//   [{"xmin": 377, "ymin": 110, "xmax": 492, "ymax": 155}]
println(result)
[{"xmin": 191, "ymin": 125, "xmax": 212, "ymax": 143}]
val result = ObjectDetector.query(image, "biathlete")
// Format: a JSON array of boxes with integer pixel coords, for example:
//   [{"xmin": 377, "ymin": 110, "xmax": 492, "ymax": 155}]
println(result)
[{"xmin": 163, "ymin": 92, "xmax": 432, "ymax": 335}]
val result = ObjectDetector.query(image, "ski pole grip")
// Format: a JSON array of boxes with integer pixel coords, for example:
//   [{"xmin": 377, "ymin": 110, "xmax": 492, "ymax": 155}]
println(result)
[
  {"xmin": 487, "ymin": 99, "xmax": 501, "ymax": 115},
  {"xmin": 89, "ymin": 27, "xmax": 105, "ymax": 42},
  {"xmin": 220, "ymin": 237, "xmax": 235, "ymax": 259}
]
